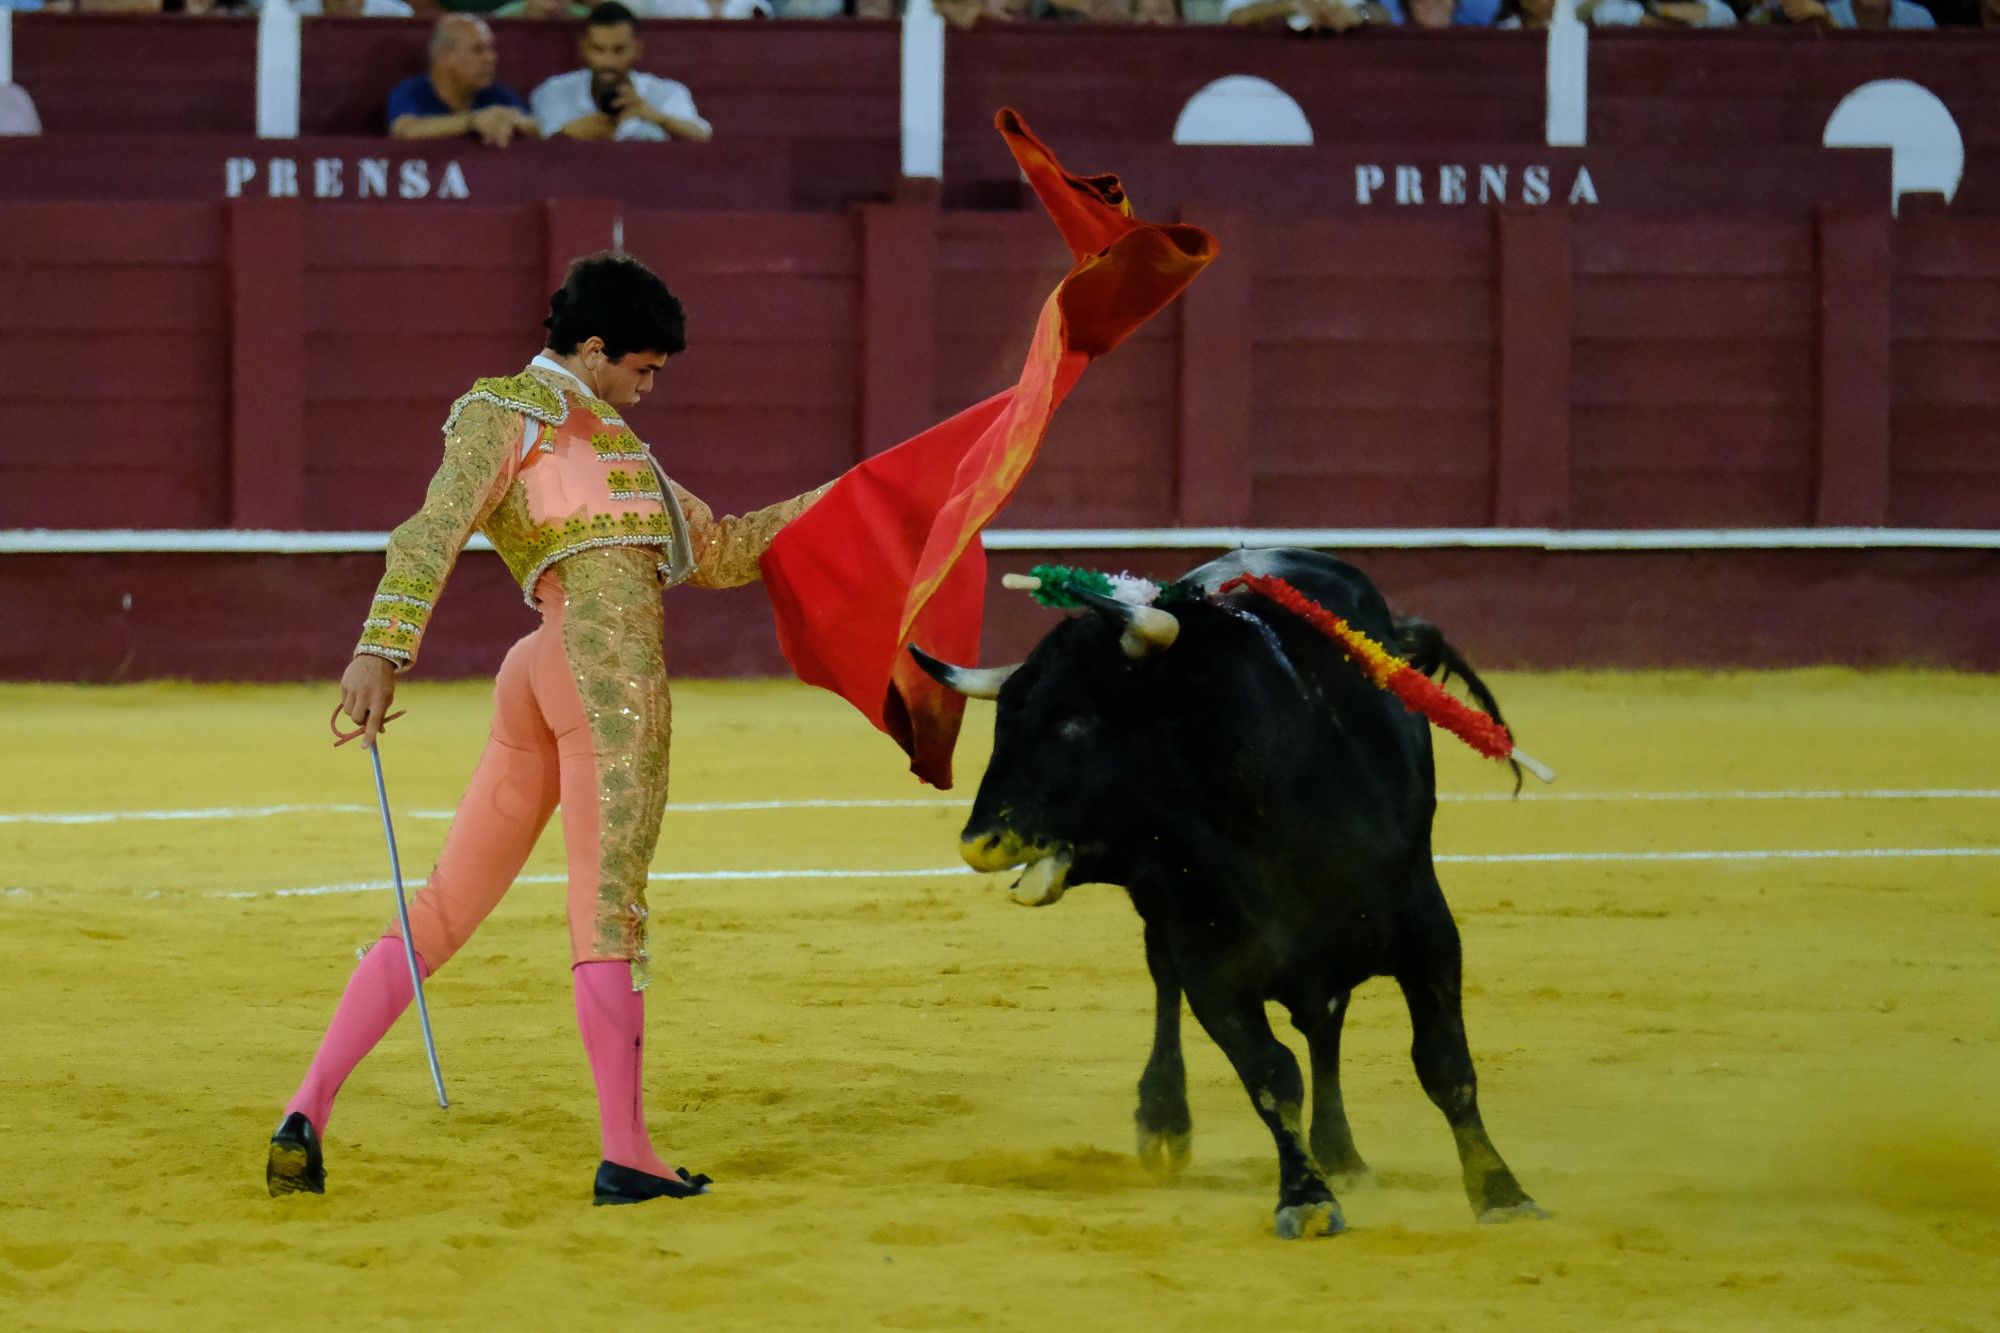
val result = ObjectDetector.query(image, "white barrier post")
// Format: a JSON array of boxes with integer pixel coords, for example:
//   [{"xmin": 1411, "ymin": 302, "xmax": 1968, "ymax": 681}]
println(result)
[
  {"xmin": 1545, "ymin": 0, "xmax": 1587, "ymax": 149},
  {"xmin": 900, "ymin": 0, "xmax": 945, "ymax": 180},
  {"xmin": 257, "ymin": 0, "xmax": 302, "ymax": 140},
  {"xmin": 1, "ymin": 9, "xmax": 14, "ymax": 89}
]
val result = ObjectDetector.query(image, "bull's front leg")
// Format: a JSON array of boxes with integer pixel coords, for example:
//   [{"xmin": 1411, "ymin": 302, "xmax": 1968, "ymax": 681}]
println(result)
[
  {"xmin": 1135, "ymin": 918, "xmax": 1192, "ymax": 1178},
  {"xmin": 1179, "ymin": 967, "xmax": 1343, "ymax": 1239}
]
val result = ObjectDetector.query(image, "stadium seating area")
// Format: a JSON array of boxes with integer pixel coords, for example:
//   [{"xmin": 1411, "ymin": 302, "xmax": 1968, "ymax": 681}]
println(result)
[{"xmin": 3, "ymin": 14, "xmax": 1997, "ymax": 536}]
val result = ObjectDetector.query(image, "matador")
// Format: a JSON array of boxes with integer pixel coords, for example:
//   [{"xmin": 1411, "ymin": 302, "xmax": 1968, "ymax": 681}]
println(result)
[{"xmin": 267, "ymin": 253, "xmax": 826, "ymax": 1206}]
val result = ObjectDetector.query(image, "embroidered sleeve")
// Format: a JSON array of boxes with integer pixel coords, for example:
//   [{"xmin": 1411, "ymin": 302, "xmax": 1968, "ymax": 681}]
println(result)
[
  {"xmin": 355, "ymin": 400, "xmax": 521, "ymax": 671},
  {"xmin": 672, "ymin": 479, "xmax": 832, "ymax": 591}
]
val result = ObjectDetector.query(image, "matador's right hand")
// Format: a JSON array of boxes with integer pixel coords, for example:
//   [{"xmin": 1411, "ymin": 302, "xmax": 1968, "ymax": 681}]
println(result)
[{"xmin": 338, "ymin": 654, "xmax": 400, "ymax": 749}]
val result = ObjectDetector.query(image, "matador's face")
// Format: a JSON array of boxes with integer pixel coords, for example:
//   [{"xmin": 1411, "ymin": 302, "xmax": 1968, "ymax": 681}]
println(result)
[{"xmin": 592, "ymin": 349, "xmax": 669, "ymax": 408}]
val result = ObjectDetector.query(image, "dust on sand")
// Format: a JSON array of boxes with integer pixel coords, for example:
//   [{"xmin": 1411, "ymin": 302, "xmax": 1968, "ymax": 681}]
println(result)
[{"xmin": 1, "ymin": 672, "xmax": 1997, "ymax": 1330}]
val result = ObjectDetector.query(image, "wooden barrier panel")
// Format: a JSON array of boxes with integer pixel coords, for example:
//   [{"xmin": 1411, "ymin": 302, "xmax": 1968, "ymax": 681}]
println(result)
[
  {"xmin": 618, "ymin": 210, "xmax": 863, "ymax": 516},
  {"xmin": 0, "ymin": 137, "xmax": 791, "ymax": 211},
  {"xmin": 10, "ymin": 14, "xmax": 258, "ymax": 136},
  {"xmin": 300, "ymin": 206, "xmax": 549, "ymax": 530},
  {"xmin": 1890, "ymin": 213, "xmax": 2000, "ymax": 527},
  {"xmin": 0, "ymin": 203, "xmax": 232, "ymax": 529},
  {"xmin": 943, "ymin": 28, "xmax": 1546, "ymax": 195},
  {"xmin": 1569, "ymin": 215, "xmax": 1820, "ymax": 527},
  {"xmin": 7, "ymin": 546, "xmax": 1998, "ymax": 683},
  {"xmin": 1247, "ymin": 216, "xmax": 1496, "ymax": 527},
  {"xmin": 1590, "ymin": 30, "xmax": 2000, "ymax": 157},
  {"xmin": 6, "ymin": 194, "xmax": 2000, "ymax": 536},
  {"xmin": 299, "ymin": 17, "xmax": 899, "ymax": 209},
  {"xmin": 933, "ymin": 211, "xmax": 1180, "ymax": 528}
]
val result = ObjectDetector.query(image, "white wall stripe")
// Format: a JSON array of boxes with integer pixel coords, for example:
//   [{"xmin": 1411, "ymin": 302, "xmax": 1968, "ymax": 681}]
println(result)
[
  {"xmin": 4, "ymin": 788, "xmax": 1995, "ymax": 826},
  {"xmin": 5, "ymin": 527, "xmax": 1999, "ymax": 555},
  {"xmin": 254, "ymin": 1, "xmax": 302, "ymax": 140}
]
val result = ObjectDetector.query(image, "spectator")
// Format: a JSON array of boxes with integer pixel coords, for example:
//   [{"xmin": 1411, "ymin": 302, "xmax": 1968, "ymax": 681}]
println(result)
[
  {"xmin": 1494, "ymin": 0, "xmax": 1555, "ymax": 24},
  {"xmin": 296, "ymin": 0, "xmax": 418, "ymax": 14},
  {"xmin": 1129, "ymin": 0, "xmax": 1182, "ymax": 18},
  {"xmin": 1585, "ymin": 0, "xmax": 1736, "ymax": 24},
  {"xmin": 492, "ymin": 0, "xmax": 590, "ymax": 15},
  {"xmin": 1222, "ymin": 0, "xmax": 1380, "ymax": 29},
  {"xmin": 1223, "ymin": 0, "xmax": 1498, "ymax": 26},
  {"xmin": 935, "ymin": 0, "xmax": 1028, "ymax": 23},
  {"xmin": 0, "ymin": 84, "xmax": 40, "ymax": 136},
  {"xmin": 626, "ymin": 0, "xmax": 775, "ymax": 16},
  {"xmin": 530, "ymin": 2, "xmax": 714, "ymax": 141},
  {"xmin": 1405, "ymin": 0, "xmax": 1455, "ymax": 21},
  {"xmin": 1825, "ymin": 0, "xmax": 1936, "ymax": 23},
  {"xmin": 1739, "ymin": 0, "xmax": 1831, "ymax": 23},
  {"xmin": 388, "ymin": 16, "xmax": 540, "ymax": 145}
]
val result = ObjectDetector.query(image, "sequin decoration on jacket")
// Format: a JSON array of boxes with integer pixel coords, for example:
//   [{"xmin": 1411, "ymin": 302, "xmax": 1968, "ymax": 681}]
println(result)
[{"xmin": 355, "ymin": 363, "xmax": 828, "ymax": 670}]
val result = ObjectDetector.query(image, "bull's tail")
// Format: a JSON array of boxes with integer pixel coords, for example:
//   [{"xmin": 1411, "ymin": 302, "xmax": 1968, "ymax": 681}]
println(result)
[{"xmin": 1395, "ymin": 616, "xmax": 1524, "ymax": 795}]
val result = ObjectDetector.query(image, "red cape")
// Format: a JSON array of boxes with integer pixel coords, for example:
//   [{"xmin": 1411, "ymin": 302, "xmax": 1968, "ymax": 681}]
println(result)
[{"xmin": 759, "ymin": 111, "xmax": 1216, "ymax": 787}]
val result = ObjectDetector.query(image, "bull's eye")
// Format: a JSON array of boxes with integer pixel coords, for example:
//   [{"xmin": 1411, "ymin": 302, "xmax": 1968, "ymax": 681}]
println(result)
[{"xmin": 1058, "ymin": 717, "xmax": 1093, "ymax": 743}]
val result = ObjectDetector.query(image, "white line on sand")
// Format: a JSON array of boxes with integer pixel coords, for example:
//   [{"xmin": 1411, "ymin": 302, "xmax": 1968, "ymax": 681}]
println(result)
[
  {"xmin": 210, "ymin": 845, "xmax": 2000, "ymax": 900},
  {"xmin": 7, "ymin": 788, "xmax": 1998, "ymax": 826},
  {"xmin": 215, "ymin": 868, "xmax": 974, "ymax": 900}
]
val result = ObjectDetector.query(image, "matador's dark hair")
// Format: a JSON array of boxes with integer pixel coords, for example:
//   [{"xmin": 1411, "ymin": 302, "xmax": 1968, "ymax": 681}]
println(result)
[
  {"xmin": 543, "ymin": 252, "xmax": 686, "ymax": 359},
  {"xmin": 587, "ymin": 1, "xmax": 639, "ymax": 27}
]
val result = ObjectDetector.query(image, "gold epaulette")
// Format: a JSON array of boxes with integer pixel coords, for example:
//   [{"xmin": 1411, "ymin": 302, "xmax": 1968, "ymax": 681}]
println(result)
[{"xmin": 441, "ymin": 372, "xmax": 569, "ymax": 434}]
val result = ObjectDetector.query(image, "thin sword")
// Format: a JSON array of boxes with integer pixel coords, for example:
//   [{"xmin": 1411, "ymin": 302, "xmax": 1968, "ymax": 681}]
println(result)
[{"xmin": 368, "ymin": 743, "xmax": 449, "ymax": 1110}]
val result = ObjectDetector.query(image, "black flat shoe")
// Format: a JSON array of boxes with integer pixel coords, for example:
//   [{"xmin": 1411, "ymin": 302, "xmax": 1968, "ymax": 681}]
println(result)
[
  {"xmin": 592, "ymin": 1160, "xmax": 712, "ymax": 1206},
  {"xmin": 267, "ymin": 1112, "xmax": 326, "ymax": 1197}
]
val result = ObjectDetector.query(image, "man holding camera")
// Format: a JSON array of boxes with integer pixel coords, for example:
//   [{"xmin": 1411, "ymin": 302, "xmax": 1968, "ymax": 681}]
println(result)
[{"xmin": 530, "ymin": 2, "xmax": 713, "ymax": 144}]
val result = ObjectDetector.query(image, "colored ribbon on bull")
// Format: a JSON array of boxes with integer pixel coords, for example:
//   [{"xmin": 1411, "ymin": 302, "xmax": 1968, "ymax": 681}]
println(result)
[
  {"xmin": 1218, "ymin": 572, "xmax": 1553, "ymax": 783},
  {"xmin": 759, "ymin": 110, "xmax": 1217, "ymax": 788}
]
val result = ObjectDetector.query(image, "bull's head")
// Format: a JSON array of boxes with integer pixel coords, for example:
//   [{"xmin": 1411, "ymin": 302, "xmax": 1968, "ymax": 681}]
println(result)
[{"xmin": 910, "ymin": 578, "xmax": 1198, "ymax": 908}]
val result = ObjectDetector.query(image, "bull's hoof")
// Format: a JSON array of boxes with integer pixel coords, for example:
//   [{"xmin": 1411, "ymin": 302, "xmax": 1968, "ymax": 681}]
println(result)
[
  {"xmin": 1135, "ymin": 1128, "xmax": 1192, "ymax": 1179},
  {"xmin": 1273, "ymin": 1200, "xmax": 1345, "ymax": 1240},
  {"xmin": 1478, "ymin": 1199, "xmax": 1551, "ymax": 1225},
  {"xmin": 1323, "ymin": 1164, "xmax": 1374, "ymax": 1192}
]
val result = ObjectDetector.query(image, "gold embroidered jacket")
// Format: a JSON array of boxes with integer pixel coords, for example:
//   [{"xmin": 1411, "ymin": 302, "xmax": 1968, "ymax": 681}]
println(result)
[{"xmin": 356, "ymin": 364, "xmax": 826, "ymax": 669}]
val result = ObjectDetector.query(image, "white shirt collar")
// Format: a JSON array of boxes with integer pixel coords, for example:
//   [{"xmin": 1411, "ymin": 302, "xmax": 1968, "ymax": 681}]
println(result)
[{"xmin": 530, "ymin": 353, "xmax": 593, "ymax": 397}]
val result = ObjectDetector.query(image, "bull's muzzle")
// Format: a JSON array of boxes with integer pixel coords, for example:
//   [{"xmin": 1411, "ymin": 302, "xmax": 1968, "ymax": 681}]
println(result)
[{"xmin": 959, "ymin": 831, "xmax": 1074, "ymax": 908}]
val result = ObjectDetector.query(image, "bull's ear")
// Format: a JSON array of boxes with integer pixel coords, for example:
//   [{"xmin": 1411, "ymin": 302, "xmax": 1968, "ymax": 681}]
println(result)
[
  {"xmin": 907, "ymin": 645, "xmax": 1021, "ymax": 701},
  {"xmin": 1073, "ymin": 590, "xmax": 1180, "ymax": 659}
]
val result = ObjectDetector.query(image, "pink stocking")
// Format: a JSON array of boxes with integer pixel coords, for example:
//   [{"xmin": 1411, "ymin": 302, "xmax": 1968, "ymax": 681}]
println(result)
[
  {"xmin": 573, "ymin": 959, "xmax": 675, "ymax": 1178},
  {"xmin": 284, "ymin": 939, "xmax": 429, "ymax": 1135}
]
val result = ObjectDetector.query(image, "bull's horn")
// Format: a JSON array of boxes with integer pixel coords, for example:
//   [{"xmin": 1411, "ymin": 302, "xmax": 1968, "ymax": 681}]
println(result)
[
  {"xmin": 1001, "ymin": 573, "xmax": 1042, "ymax": 592},
  {"xmin": 1074, "ymin": 589, "xmax": 1180, "ymax": 659},
  {"xmin": 907, "ymin": 644, "xmax": 1020, "ymax": 701}
]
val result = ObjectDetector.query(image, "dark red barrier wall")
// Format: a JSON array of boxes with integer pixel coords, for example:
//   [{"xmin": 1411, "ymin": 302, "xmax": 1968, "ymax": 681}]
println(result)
[
  {"xmin": 5, "ymin": 546, "xmax": 1996, "ymax": 686},
  {"xmin": 12, "ymin": 15, "xmax": 259, "ymax": 136},
  {"xmin": 0, "ymin": 203, "xmax": 232, "ymax": 528},
  {"xmin": 7, "ymin": 198, "xmax": 2000, "ymax": 533},
  {"xmin": 1591, "ymin": 30, "xmax": 2000, "ymax": 156},
  {"xmin": 10, "ymin": 15, "xmax": 899, "ymax": 209},
  {"xmin": 943, "ymin": 27, "xmax": 1546, "ymax": 197},
  {"xmin": 298, "ymin": 17, "xmax": 900, "ymax": 208},
  {"xmin": 1891, "ymin": 214, "xmax": 2000, "ymax": 528}
]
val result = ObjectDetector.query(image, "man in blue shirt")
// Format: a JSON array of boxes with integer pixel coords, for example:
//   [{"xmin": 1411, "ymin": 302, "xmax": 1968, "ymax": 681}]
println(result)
[
  {"xmin": 387, "ymin": 15, "xmax": 540, "ymax": 147},
  {"xmin": 1825, "ymin": 0, "xmax": 1937, "ymax": 22}
]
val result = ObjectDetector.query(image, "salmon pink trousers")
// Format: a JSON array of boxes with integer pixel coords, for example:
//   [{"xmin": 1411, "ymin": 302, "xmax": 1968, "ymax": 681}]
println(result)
[{"xmin": 287, "ymin": 550, "xmax": 681, "ymax": 1179}]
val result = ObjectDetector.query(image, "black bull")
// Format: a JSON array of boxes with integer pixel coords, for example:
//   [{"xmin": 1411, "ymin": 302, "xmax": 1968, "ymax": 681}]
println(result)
[{"xmin": 911, "ymin": 549, "xmax": 1545, "ymax": 1239}]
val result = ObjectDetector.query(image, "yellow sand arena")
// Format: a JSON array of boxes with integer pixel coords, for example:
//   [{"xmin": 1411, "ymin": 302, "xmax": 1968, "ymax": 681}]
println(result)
[{"xmin": 2, "ymin": 672, "xmax": 1997, "ymax": 1330}]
